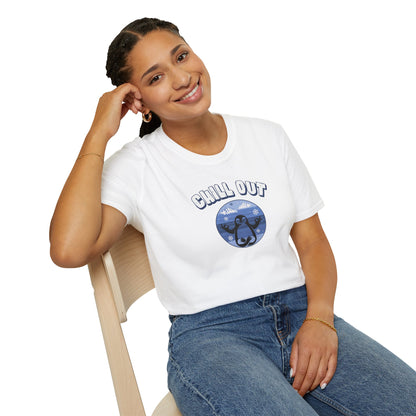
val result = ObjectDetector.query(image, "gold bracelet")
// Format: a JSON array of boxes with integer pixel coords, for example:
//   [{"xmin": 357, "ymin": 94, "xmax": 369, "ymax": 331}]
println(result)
[
  {"xmin": 77, "ymin": 153, "xmax": 104, "ymax": 162},
  {"xmin": 304, "ymin": 317, "xmax": 337, "ymax": 333}
]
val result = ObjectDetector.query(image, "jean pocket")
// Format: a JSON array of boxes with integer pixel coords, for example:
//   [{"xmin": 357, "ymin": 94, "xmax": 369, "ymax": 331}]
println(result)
[{"xmin": 169, "ymin": 314, "xmax": 182, "ymax": 323}]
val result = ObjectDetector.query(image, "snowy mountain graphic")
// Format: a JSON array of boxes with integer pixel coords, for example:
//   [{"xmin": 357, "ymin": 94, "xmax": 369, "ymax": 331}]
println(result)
[
  {"xmin": 238, "ymin": 201, "xmax": 253, "ymax": 210},
  {"xmin": 220, "ymin": 207, "xmax": 238, "ymax": 215}
]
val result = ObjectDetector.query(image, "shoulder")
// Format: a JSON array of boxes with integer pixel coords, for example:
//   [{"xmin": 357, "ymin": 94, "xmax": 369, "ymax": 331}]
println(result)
[
  {"xmin": 102, "ymin": 132, "xmax": 154, "ymax": 182},
  {"xmin": 104, "ymin": 126, "xmax": 162, "ymax": 168},
  {"xmin": 225, "ymin": 114, "xmax": 288, "ymax": 149},
  {"xmin": 225, "ymin": 114, "xmax": 285, "ymax": 136}
]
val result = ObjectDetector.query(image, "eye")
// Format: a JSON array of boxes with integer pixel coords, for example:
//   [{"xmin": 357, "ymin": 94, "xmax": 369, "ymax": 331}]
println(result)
[
  {"xmin": 177, "ymin": 51, "xmax": 189, "ymax": 63},
  {"xmin": 150, "ymin": 74, "xmax": 162, "ymax": 84}
]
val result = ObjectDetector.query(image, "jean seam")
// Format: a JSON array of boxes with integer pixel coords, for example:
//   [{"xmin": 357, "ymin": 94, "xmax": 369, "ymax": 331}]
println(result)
[
  {"xmin": 267, "ymin": 305, "xmax": 291, "ymax": 344},
  {"xmin": 169, "ymin": 356, "xmax": 222, "ymax": 416},
  {"xmin": 267, "ymin": 305, "xmax": 283, "ymax": 343},
  {"xmin": 308, "ymin": 390, "xmax": 360, "ymax": 416},
  {"xmin": 279, "ymin": 304, "xmax": 291, "ymax": 340}
]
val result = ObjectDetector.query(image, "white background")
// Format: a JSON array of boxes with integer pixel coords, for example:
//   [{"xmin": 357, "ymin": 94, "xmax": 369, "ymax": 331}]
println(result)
[{"xmin": 1, "ymin": 1, "xmax": 415, "ymax": 414}]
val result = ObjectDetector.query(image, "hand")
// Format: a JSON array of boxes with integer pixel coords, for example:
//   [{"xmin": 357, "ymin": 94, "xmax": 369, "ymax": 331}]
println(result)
[
  {"xmin": 88, "ymin": 83, "xmax": 143, "ymax": 141},
  {"xmin": 290, "ymin": 319, "xmax": 338, "ymax": 396}
]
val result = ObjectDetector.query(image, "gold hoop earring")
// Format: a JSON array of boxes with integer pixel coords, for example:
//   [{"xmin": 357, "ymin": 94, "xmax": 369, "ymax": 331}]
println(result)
[{"xmin": 142, "ymin": 112, "xmax": 152, "ymax": 123}]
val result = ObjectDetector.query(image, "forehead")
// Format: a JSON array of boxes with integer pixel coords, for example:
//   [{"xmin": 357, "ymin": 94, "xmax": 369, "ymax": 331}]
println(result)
[{"xmin": 127, "ymin": 30, "xmax": 186, "ymax": 75}]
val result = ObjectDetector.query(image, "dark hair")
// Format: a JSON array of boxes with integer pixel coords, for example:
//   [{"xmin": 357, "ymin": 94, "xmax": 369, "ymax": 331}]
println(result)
[{"xmin": 106, "ymin": 18, "xmax": 184, "ymax": 137}]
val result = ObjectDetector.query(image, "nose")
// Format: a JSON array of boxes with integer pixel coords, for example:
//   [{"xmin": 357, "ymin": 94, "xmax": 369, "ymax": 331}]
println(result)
[{"xmin": 171, "ymin": 67, "xmax": 191, "ymax": 90}]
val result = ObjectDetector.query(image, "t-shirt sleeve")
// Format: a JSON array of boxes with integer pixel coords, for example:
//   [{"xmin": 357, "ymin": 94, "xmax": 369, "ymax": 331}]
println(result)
[
  {"xmin": 278, "ymin": 126, "xmax": 324, "ymax": 222},
  {"xmin": 101, "ymin": 143, "xmax": 143, "ymax": 227}
]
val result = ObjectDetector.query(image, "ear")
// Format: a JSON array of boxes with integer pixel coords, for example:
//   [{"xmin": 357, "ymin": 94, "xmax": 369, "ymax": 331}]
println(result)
[{"xmin": 140, "ymin": 104, "xmax": 151, "ymax": 115}]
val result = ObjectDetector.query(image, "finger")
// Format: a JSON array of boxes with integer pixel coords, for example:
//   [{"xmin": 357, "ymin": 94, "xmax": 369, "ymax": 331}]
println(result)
[
  {"xmin": 123, "ymin": 100, "xmax": 139, "ymax": 114},
  {"xmin": 114, "ymin": 84, "xmax": 141, "ymax": 107},
  {"xmin": 320, "ymin": 353, "xmax": 338, "ymax": 390},
  {"xmin": 310, "ymin": 357, "xmax": 328, "ymax": 392},
  {"xmin": 122, "ymin": 83, "xmax": 142, "ymax": 100},
  {"xmin": 116, "ymin": 82, "xmax": 140, "ymax": 97},
  {"xmin": 291, "ymin": 352, "xmax": 311, "ymax": 394},
  {"xmin": 122, "ymin": 94, "xmax": 134, "ymax": 105},
  {"xmin": 123, "ymin": 93, "xmax": 138, "ymax": 106},
  {"xmin": 298, "ymin": 355, "xmax": 320, "ymax": 397},
  {"xmin": 132, "ymin": 98, "xmax": 144, "ymax": 112},
  {"xmin": 289, "ymin": 342, "xmax": 299, "ymax": 379},
  {"xmin": 124, "ymin": 94, "xmax": 144, "ymax": 113},
  {"xmin": 120, "ymin": 103, "xmax": 129, "ymax": 120}
]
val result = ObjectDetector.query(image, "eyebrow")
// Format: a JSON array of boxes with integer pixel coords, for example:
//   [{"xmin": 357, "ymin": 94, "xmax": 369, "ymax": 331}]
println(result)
[{"xmin": 141, "ymin": 44, "xmax": 186, "ymax": 81}]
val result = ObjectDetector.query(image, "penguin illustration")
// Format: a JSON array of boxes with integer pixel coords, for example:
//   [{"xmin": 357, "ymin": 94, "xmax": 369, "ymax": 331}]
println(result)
[{"xmin": 221, "ymin": 215, "xmax": 262, "ymax": 247}]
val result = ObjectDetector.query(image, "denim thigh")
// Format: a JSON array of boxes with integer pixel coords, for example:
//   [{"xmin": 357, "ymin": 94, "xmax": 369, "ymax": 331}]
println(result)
[
  {"xmin": 167, "ymin": 285, "xmax": 318, "ymax": 416},
  {"xmin": 166, "ymin": 285, "xmax": 416, "ymax": 416},
  {"xmin": 305, "ymin": 317, "xmax": 416, "ymax": 416}
]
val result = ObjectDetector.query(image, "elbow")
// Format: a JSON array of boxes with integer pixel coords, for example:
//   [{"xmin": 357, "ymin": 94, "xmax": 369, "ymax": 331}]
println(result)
[{"xmin": 50, "ymin": 244, "xmax": 90, "ymax": 269}]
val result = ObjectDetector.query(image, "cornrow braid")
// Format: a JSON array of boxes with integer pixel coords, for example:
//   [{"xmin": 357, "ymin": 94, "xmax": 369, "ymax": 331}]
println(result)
[
  {"xmin": 105, "ymin": 18, "xmax": 184, "ymax": 137},
  {"xmin": 106, "ymin": 31, "xmax": 140, "ymax": 86}
]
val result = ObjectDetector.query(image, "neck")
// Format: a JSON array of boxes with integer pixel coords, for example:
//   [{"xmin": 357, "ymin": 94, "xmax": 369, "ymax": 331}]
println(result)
[{"xmin": 161, "ymin": 112, "xmax": 227, "ymax": 156}]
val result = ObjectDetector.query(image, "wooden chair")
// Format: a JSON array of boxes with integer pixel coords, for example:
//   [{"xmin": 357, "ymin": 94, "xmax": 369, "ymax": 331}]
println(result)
[{"xmin": 88, "ymin": 225, "xmax": 182, "ymax": 416}]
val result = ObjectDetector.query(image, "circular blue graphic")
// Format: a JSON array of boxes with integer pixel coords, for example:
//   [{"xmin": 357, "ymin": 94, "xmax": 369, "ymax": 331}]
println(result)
[{"xmin": 216, "ymin": 200, "xmax": 266, "ymax": 248}]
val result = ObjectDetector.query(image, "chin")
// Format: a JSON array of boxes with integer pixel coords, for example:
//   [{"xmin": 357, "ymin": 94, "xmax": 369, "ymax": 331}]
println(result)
[{"xmin": 160, "ymin": 100, "xmax": 212, "ymax": 123}]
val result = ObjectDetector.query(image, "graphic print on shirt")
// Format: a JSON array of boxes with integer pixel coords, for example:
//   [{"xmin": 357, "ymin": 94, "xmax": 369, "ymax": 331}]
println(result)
[{"xmin": 216, "ymin": 200, "xmax": 266, "ymax": 248}]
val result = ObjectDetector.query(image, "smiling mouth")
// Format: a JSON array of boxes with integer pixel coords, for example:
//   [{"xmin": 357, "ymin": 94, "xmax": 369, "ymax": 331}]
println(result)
[{"xmin": 176, "ymin": 81, "xmax": 200, "ymax": 102}]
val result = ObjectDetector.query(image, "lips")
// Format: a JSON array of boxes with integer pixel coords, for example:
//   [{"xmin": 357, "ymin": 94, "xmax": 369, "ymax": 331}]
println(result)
[{"xmin": 175, "ymin": 80, "xmax": 202, "ymax": 103}]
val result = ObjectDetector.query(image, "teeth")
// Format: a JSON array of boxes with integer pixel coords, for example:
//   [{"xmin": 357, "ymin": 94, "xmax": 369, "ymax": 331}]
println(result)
[{"xmin": 179, "ymin": 83, "xmax": 199, "ymax": 101}]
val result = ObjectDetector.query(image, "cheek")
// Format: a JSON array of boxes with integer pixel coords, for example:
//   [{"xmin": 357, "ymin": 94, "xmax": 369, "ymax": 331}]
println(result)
[
  {"xmin": 195, "ymin": 56, "xmax": 210, "ymax": 77},
  {"xmin": 197, "ymin": 61, "xmax": 211, "ymax": 90},
  {"xmin": 142, "ymin": 86, "xmax": 169, "ymax": 109}
]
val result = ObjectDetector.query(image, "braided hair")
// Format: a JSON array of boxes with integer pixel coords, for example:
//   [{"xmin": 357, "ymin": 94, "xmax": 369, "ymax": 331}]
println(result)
[{"xmin": 106, "ymin": 18, "xmax": 184, "ymax": 137}]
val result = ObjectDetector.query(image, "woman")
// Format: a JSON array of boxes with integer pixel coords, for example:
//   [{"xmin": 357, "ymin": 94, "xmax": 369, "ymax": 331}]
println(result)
[{"xmin": 50, "ymin": 18, "xmax": 416, "ymax": 415}]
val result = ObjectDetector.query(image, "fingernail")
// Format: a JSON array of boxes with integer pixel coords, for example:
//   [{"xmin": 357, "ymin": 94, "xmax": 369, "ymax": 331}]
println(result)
[
  {"xmin": 289, "ymin": 368, "xmax": 294, "ymax": 378},
  {"xmin": 320, "ymin": 383, "xmax": 327, "ymax": 390}
]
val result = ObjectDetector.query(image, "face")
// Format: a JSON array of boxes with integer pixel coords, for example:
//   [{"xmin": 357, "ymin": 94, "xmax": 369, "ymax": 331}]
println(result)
[{"xmin": 127, "ymin": 30, "xmax": 212, "ymax": 124}]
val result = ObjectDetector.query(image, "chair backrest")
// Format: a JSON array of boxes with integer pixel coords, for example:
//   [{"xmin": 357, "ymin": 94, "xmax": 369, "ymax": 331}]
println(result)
[
  {"xmin": 100, "ymin": 224, "xmax": 155, "ymax": 323},
  {"xmin": 88, "ymin": 225, "xmax": 181, "ymax": 416}
]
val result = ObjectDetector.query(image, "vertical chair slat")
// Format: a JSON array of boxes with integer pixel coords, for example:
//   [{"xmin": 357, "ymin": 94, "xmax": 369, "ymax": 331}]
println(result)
[{"xmin": 89, "ymin": 256, "xmax": 146, "ymax": 416}]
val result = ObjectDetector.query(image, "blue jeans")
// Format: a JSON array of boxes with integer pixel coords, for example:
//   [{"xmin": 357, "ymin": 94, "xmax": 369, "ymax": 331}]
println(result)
[{"xmin": 167, "ymin": 285, "xmax": 416, "ymax": 415}]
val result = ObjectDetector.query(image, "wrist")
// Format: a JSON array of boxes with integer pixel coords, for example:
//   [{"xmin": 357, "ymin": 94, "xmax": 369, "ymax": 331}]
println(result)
[
  {"xmin": 303, "ymin": 317, "xmax": 337, "ymax": 334},
  {"xmin": 82, "ymin": 130, "xmax": 109, "ymax": 156},
  {"xmin": 306, "ymin": 303, "xmax": 334, "ymax": 325}
]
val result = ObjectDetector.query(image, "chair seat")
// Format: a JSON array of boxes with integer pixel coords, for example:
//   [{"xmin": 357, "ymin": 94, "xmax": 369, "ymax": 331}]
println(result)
[{"xmin": 152, "ymin": 392, "xmax": 182, "ymax": 416}]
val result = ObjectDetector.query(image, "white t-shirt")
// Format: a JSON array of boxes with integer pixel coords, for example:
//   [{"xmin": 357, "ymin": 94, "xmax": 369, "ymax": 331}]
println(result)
[{"xmin": 101, "ymin": 114, "xmax": 324, "ymax": 315}]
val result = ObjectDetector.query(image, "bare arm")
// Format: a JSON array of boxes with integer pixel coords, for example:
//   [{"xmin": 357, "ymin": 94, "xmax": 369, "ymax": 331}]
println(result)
[
  {"xmin": 291, "ymin": 213, "xmax": 337, "ymax": 322},
  {"xmin": 50, "ymin": 83, "xmax": 143, "ymax": 268},
  {"xmin": 289, "ymin": 213, "xmax": 338, "ymax": 396}
]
